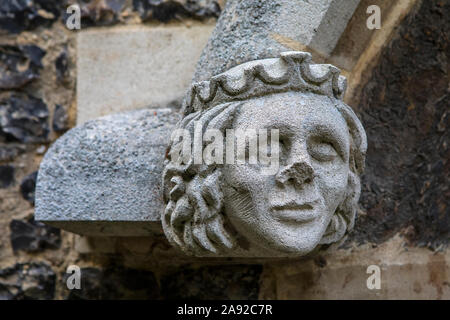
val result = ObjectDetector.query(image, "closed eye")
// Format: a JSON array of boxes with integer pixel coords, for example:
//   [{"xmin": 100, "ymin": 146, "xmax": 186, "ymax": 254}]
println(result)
[{"xmin": 308, "ymin": 141, "xmax": 338, "ymax": 162}]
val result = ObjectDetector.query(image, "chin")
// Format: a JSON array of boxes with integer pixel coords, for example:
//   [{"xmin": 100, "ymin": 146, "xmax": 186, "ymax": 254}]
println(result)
[
  {"xmin": 269, "ymin": 236, "xmax": 321, "ymax": 256},
  {"xmin": 246, "ymin": 222, "xmax": 326, "ymax": 257}
]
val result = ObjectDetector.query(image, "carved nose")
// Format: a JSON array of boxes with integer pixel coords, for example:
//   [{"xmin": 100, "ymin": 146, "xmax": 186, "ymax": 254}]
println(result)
[{"xmin": 275, "ymin": 160, "xmax": 314, "ymax": 187}]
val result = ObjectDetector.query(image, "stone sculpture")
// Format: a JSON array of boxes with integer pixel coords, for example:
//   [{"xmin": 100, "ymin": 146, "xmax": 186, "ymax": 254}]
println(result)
[
  {"xmin": 35, "ymin": 0, "xmax": 364, "ymax": 240},
  {"xmin": 162, "ymin": 51, "xmax": 367, "ymax": 257}
]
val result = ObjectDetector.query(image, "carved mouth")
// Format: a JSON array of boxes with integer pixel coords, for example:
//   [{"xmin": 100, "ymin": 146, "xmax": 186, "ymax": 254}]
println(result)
[{"xmin": 271, "ymin": 200, "xmax": 318, "ymax": 223}]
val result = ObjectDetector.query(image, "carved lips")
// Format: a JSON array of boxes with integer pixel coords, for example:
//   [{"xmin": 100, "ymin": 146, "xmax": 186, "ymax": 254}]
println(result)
[{"xmin": 270, "ymin": 198, "xmax": 320, "ymax": 223}]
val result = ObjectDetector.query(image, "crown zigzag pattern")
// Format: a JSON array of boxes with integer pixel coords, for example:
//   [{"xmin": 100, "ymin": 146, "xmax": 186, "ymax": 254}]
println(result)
[{"xmin": 183, "ymin": 51, "xmax": 347, "ymax": 115}]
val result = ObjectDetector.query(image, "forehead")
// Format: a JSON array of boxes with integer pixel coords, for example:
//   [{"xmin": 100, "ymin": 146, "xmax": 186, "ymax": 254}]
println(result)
[{"xmin": 234, "ymin": 92, "xmax": 348, "ymax": 136}]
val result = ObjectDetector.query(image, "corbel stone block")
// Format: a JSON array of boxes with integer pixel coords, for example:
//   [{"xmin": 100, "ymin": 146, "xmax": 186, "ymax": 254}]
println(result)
[{"xmin": 35, "ymin": 108, "xmax": 179, "ymax": 236}]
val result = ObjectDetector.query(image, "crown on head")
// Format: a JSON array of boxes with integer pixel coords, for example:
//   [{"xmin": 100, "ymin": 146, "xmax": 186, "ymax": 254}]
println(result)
[{"xmin": 183, "ymin": 51, "xmax": 347, "ymax": 115}]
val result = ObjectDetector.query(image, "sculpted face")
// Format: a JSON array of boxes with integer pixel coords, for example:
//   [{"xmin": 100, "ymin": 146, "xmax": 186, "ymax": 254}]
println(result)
[
  {"xmin": 221, "ymin": 91, "xmax": 351, "ymax": 256},
  {"xmin": 162, "ymin": 52, "xmax": 366, "ymax": 257}
]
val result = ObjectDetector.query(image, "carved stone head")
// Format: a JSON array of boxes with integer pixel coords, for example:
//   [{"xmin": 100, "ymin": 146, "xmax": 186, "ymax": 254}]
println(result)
[{"xmin": 162, "ymin": 51, "xmax": 367, "ymax": 257}]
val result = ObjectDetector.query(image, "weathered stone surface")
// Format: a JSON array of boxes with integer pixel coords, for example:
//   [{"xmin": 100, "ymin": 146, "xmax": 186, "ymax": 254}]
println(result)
[
  {"xmin": 63, "ymin": 266, "xmax": 159, "ymax": 300},
  {"xmin": 329, "ymin": 0, "xmax": 398, "ymax": 71},
  {"xmin": 0, "ymin": 262, "xmax": 55, "ymax": 300},
  {"xmin": 0, "ymin": 92, "xmax": 49, "ymax": 143},
  {"xmin": 0, "ymin": 164, "xmax": 14, "ymax": 188},
  {"xmin": 133, "ymin": 0, "xmax": 221, "ymax": 22},
  {"xmin": 10, "ymin": 217, "xmax": 61, "ymax": 253},
  {"xmin": 307, "ymin": 0, "xmax": 361, "ymax": 59},
  {"xmin": 64, "ymin": 267, "xmax": 102, "ymax": 300},
  {"xmin": 62, "ymin": 0, "xmax": 125, "ymax": 27},
  {"xmin": 20, "ymin": 171, "xmax": 38, "ymax": 204},
  {"xmin": 161, "ymin": 265, "xmax": 262, "ymax": 299},
  {"xmin": 0, "ymin": 0, "xmax": 60, "ymax": 34},
  {"xmin": 76, "ymin": 24, "xmax": 214, "ymax": 124},
  {"xmin": 193, "ymin": 0, "xmax": 360, "ymax": 82},
  {"xmin": 60, "ymin": 0, "xmax": 221, "ymax": 28},
  {"xmin": 55, "ymin": 50, "xmax": 69, "ymax": 83},
  {"xmin": 0, "ymin": 144, "xmax": 26, "ymax": 162},
  {"xmin": 0, "ymin": 44, "xmax": 46, "ymax": 90},
  {"xmin": 350, "ymin": 0, "xmax": 449, "ymax": 249},
  {"xmin": 35, "ymin": 108, "xmax": 180, "ymax": 236},
  {"xmin": 52, "ymin": 104, "xmax": 69, "ymax": 133},
  {"xmin": 261, "ymin": 238, "xmax": 450, "ymax": 299}
]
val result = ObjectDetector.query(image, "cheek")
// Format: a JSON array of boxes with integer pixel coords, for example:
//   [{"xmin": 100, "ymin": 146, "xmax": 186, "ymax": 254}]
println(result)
[
  {"xmin": 222, "ymin": 164, "xmax": 275, "ymax": 220},
  {"xmin": 223, "ymin": 164, "xmax": 273, "ymax": 193},
  {"xmin": 222, "ymin": 165, "xmax": 272, "ymax": 231},
  {"xmin": 313, "ymin": 162, "xmax": 349, "ymax": 208}
]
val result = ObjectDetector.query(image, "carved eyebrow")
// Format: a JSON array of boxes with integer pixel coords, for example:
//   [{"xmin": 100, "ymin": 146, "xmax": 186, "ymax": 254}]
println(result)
[
  {"xmin": 309, "ymin": 124, "xmax": 349, "ymax": 160},
  {"xmin": 254, "ymin": 118, "xmax": 300, "ymax": 133}
]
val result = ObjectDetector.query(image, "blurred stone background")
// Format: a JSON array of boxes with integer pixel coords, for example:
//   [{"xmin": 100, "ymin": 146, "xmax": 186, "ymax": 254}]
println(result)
[{"xmin": 0, "ymin": 0, "xmax": 448, "ymax": 299}]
